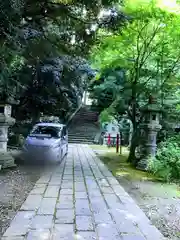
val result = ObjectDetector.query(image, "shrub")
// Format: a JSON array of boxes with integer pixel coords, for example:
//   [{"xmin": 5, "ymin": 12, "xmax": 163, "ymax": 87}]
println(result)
[
  {"xmin": 148, "ymin": 135, "xmax": 180, "ymax": 182},
  {"xmin": 99, "ymin": 110, "xmax": 113, "ymax": 125},
  {"xmin": 8, "ymin": 134, "xmax": 25, "ymax": 147}
]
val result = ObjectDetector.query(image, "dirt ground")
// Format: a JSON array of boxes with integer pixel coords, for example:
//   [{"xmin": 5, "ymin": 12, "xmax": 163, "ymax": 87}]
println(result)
[
  {"xmin": 1, "ymin": 147, "xmax": 180, "ymax": 239},
  {"xmin": 118, "ymin": 176, "xmax": 180, "ymax": 240},
  {"xmin": 0, "ymin": 149, "xmax": 52, "ymax": 238},
  {"xmin": 92, "ymin": 146, "xmax": 180, "ymax": 240}
]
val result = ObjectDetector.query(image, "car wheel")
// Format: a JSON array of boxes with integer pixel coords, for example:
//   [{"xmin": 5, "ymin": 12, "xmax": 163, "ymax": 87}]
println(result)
[
  {"xmin": 65, "ymin": 145, "xmax": 68, "ymax": 155},
  {"xmin": 60, "ymin": 149, "xmax": 63, "ymax": 161},
  {"xmin": 56, "ymin": 148, "xmax": 62, "ymax": 163}
]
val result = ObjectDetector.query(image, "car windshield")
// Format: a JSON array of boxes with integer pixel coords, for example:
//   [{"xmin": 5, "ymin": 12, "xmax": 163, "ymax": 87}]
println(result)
[{"xmin": 31, "ymin": 126, "xmax": 61, "ymax": 138}]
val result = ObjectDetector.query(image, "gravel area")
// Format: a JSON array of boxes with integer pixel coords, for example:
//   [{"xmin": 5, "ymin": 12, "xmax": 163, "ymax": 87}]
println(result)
[
  {"xmin": 0, "ymin": 164, "xmax": 46, "ymax": 238},
  {"xmin": 117, "ymin": 176, "xmax": 180, "ymax": 240},
  {"xmin": 94, "ymin": 148, "xmax": 180, "ymax": 240},
  {"xmin": 1, "ymin": 148, "xmax": 180, "ymax": 239}
]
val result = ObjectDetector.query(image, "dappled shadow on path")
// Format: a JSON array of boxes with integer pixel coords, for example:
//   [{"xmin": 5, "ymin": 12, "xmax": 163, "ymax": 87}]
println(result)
[{"xmin": 13, "ymin": 150, "xmax": 65, "ymax": 168}]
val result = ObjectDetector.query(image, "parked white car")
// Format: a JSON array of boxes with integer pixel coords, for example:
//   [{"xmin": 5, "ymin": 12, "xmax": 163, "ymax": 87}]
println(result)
[{"xmin": 22, "ymin": 123, "xmax": 68, "ymax": 163}]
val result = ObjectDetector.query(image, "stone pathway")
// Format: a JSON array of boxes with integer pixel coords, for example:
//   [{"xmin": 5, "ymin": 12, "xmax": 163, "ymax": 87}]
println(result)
[{"xmin": 2, "ymin": 144, "xmax": 166, "ymax": 240}]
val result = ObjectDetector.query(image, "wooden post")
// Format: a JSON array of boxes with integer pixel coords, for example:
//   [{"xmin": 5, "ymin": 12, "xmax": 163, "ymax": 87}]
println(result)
[
  {"xmin": 107, "ymin": 134, "xmax": 111, "ymax": 148},
  {"xmin": 116, "ymin": 134, "xmax": 119, "ymax": 153},
  {"xmin": 120, "ymin": 132, "xmax": 122, "ymax": 154}
]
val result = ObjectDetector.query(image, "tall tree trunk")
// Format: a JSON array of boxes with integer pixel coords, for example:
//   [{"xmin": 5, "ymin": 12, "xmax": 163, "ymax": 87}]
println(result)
[
  {"xmin": 127, "ymin": 129, "xmax": 138, "ymax": 164},
  {"xmin": 128, "ymin": 120, "xmax": 133, "ymax": 148},
  {"xmin": 127, "ymin": 99, "xmax": 138, "ymax": 165},
  {"xmin": 32, "ymin": 112, "xmax": 41, "ymax": 125},
  {"xmin": 127, "ymin": 79, "xmax": 138, "ymax": 164}
]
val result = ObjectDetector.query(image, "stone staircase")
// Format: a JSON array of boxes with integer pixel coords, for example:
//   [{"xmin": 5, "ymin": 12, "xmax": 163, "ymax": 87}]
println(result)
[{"xmin": 68, "ymin": 106, "xmax": 99, "ymax": 144}]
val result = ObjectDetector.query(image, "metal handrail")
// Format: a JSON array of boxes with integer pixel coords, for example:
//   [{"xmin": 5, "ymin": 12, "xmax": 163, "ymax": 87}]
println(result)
[{"xmin": 66, "ymin": 103, "xmax": 83, "ymax": 127}]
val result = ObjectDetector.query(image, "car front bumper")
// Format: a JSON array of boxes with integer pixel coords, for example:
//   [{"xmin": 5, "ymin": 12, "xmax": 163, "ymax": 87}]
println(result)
[{"xmin": 22, "ymin": 147, "xmax": 60, "ymax": 163}]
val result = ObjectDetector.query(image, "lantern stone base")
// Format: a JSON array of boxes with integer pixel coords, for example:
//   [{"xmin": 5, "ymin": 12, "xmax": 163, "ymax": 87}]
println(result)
[
  {"xmin": 136, "ymin": 158, "xmax": 148, "ymax": 171},
  {"xmin": 0, "ymin": 151, "xmax": 16, "ymax": 169}
]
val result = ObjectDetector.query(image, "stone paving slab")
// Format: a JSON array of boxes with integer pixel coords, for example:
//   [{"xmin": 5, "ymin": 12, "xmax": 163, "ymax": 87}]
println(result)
[{"xmin": 2, "ymin": 144, "xmax": 166, "ymax": 240}]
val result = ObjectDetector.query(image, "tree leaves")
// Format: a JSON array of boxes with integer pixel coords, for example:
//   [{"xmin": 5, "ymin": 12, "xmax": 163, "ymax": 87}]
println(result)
[
  {"xmin": 90, "ymin": 0, "xmax": 180, "ymax": 134},
  {"xmin": 1, "ymin": 0, "xmax": 125, "ymax": 121}
]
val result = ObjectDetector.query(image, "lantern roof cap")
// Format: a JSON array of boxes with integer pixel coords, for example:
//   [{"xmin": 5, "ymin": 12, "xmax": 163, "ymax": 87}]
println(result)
[
  {"xmin": 0, "ymin": 98, "xmax": 19, "ymax": 106},
  {"xmin": 141, "ymin": 95, "xmax": 164, "ymax": 113}
]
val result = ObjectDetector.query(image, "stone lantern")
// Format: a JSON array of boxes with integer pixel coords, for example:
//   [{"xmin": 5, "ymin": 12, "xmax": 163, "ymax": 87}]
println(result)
[
  {"xmin": 0, "ymin": 102, "xmax": 16, "ymax": 169},
  {"xmin": 137, "ymin": 96, "xmax": 162, "ymax": 171}
]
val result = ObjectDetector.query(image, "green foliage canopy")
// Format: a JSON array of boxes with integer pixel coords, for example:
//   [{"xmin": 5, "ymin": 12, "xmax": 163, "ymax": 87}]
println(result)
[
  {"xmin": 0, "ymin": 0, "xmax": 126, "ymax": 122},
  {"xmin": 90, "ymin": 0, "xmax": 180, "ymax": 162},
  {"xmin": 90, "ymin": 0, "xmax": 180, "ymax": 127},
  {"xmin": 148, "ymin": 135, "xmax": 180, "ymax": 182}
]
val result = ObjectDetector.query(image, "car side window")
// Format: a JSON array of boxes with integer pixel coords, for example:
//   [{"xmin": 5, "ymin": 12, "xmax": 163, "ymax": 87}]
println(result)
[
  {"xmin": 61, "ymin": 128, "xmax": 63, "ymax": 138},
  {"xmin": 61, "ymin": 127, "xmax": 65, "ymax": 138},
  {"xmin": 64, "ymin": 127, "xmax": 67, "ymax": 136},
  {"xmin": 61, "ymin": 126, "xmax": 67, "ymax": 138}
]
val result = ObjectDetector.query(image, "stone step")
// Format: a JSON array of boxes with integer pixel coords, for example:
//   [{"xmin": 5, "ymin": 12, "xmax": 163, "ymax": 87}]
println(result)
[
  {"xmin": 69, "ymin": 122, "xmax": 97, "ymax": 124},
  {"xmin": 68, "ymin": 130, "xmax": 97, "ymax": 134},
  {"xmin": 68, "ymin": 135, "xmax": 97, "ymax": 139},
  {"xmin": 70, "ymin": 125, "xmax": 97, "ymax": 128},
  {"xmin": 72, "ymin": 116, "xmax": 98, "ymax": 120},
  {"xmin": 67, "ymin": 107, "xmax": 99, "ymax": 145},
  {"xmin": 68, "ymin": 130, "xmax": 98, "ymax": 134},
  {"xmin": 69, "ymin": 124, "xmax": 98, "ymax": 128},
  {"xmin": 75, "ymin": 111, "xmax": 98, "ymax": 115},
  {"xmin": 73, "ymin": 117, "xmax": 98, "ymax": 121},
  {"xmin": 72, "ymin": 114, "xmax": 97, "ymax": 116},
  {"xmin": 69, "ymin": 137, "xmax": 96, "ymax": 140},
  {"xmin": 72, "ymin": 115, "xmax": 97, "ymax": 118},
  {"xmin": 68, "ymin": 136, "xmax": 94, "ymax": 141},
  {"xmin": 68, "ymin": 133, "xmax": 95, "ymax": 136},
  {"xmin": 69, "ymin": 125, "xmax": 97, "ymax": 128},
  {"xmin": 68, "ymin": 139, "xmax": 93, "ymax": 144},
  {"xmin": 68, "ymin": 133, "xmax": 95, "ymax": 137},
  {"xmin": 69, "ymin": 125, "xmax": 98, "ymax": 128}
]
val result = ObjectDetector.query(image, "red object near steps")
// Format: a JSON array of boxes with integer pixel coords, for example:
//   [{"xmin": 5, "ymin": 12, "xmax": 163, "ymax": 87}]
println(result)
[{"xmin": 107, "ymin": 134, "xmax": 111, "ymax": 146}]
